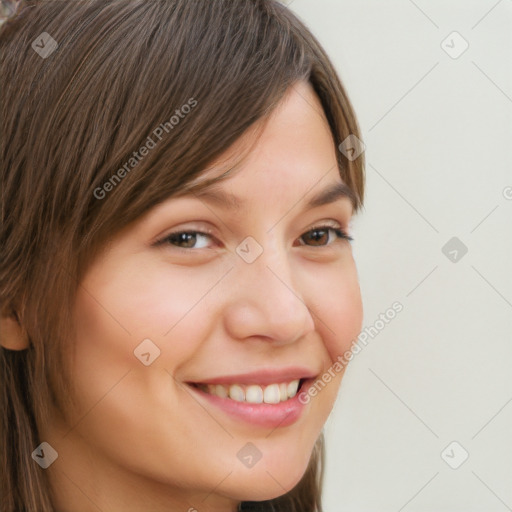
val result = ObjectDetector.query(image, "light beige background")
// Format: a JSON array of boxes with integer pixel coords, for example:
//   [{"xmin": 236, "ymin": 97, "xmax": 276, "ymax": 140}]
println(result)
[{"xmin": 287, "ymin": 1, "xmax": 512, "ymax": 511}]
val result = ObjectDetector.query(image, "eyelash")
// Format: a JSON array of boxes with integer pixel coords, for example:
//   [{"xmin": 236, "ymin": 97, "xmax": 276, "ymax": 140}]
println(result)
[{"xmin": 156, "ymin": 223, "xmax": 353, "ymax": 252}]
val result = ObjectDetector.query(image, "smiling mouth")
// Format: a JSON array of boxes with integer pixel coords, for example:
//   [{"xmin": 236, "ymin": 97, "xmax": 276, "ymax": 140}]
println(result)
[{"xmin": 188, "ymin": 379, "xmax": 306, "ymax": 404}]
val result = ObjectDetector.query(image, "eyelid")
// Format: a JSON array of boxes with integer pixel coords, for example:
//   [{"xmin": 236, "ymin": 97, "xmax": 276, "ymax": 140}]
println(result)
[
  {"xmin": 155, "ymin": 219, "xmax": 353, "ymax": 251},
  {"xmin": 306, "ymin": 219, "xmax": 341, "ymax": 231},
  {"xmin": 153, "ymin": 223, "xmax": 217, "ymax": 246},
  {"xmin": 304, "ymin": 219, "xmax": 353, "ymax": 240}
]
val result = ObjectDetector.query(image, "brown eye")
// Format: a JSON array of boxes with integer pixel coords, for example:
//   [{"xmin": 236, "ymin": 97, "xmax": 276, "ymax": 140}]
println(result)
[
  {"xmin": 157, "ymin": 226, "xmax": 352, "ymax": 252},
  {"xmin": 298, "ymin": 226, "xmax": 353, "ymax": 247},
  {"xmin": 302, "ymin": 228, "xmax": 329, "ymax": 246},
  {"xmin": 162, "ymin": 231, "xmax": 213, "ymax": 249}
]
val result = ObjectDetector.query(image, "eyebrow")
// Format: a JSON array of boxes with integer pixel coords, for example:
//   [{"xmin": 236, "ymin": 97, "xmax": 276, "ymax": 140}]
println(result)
[{"xmin": 192, "ymin": 181, "xmax": 355, "ymax": 211}]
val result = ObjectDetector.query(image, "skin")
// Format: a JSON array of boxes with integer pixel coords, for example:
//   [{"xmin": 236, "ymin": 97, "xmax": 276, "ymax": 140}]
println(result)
[{"xmin": 40, "ymin": 81, "xmax": 363, "ymax": 512}]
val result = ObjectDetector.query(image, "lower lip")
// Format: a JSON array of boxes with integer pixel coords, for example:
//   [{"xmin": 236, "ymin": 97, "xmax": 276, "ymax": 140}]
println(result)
[{"xmin": 186, "ymin": 380, "xmax": 312, "ymax": 429}]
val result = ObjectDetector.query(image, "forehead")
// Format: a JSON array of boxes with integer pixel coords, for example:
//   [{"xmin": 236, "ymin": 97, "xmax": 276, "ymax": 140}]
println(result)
[{"xmin": 180, "ymin": 82, "xmax": 351, "ymax": 207}]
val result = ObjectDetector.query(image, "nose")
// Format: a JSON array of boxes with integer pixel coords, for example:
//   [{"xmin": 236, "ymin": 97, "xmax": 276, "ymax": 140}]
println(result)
[{"xmin": 222, "ymin": 240, "xmax": 316, "ymax": 345}]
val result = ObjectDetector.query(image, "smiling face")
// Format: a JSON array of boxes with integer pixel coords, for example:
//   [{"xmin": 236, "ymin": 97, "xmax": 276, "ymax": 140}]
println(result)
[{"xmin": 46, "ymin": 81, "xmax": 363, "ymax": 511}]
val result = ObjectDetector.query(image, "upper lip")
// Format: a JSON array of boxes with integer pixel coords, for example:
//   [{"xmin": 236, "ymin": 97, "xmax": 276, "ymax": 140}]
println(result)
[{"xmin": 188, "ymin": 366, "xmax": 319, "ymax": 386}]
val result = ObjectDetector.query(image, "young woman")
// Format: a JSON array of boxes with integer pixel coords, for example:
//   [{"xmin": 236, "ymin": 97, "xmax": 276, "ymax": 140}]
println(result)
[{"xmin": 0, "ymin": 1, "xmax": 365, "ymax": 510}]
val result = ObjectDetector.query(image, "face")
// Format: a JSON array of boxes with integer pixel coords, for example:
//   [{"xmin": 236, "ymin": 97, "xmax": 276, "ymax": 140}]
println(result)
[{"xmin": 47, "ymin": 81, "xmax": 363, "ymax": 511}]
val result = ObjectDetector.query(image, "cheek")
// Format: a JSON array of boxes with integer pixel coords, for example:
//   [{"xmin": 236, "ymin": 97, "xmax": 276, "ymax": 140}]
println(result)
[
  {"xmin": 72, "ymin": 261, "xmax": 228, "ymax": 374},
  {"xmin": 306, "ymin": 257, "xmax": 363, "ymax": 362}
]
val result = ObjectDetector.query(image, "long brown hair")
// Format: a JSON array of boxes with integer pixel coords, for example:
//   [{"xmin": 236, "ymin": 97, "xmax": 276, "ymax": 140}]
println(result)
[{"xmin": 0, "ymin": 1, "xmax": 365, "ymax": 510}]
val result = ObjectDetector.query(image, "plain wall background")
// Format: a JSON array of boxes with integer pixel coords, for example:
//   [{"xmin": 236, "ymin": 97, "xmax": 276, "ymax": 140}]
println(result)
[{"xmin": 287, "ymin": 1, "xmax": 512, "ymax": 511}]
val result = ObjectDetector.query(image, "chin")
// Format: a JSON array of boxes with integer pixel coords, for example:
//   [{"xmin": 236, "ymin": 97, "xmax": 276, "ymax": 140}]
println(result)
[{"xmin": 224, "ymin": 449, "xmax": 312, "ymax": 502}]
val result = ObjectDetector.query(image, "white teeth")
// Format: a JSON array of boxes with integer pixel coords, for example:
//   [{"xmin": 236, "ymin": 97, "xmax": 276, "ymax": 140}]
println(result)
[
  {"xmin": 200, "ymin": 379, "xmax": 303, "ymax": 403},
  {"xmin": 279, "ymin": 383, "xmax": 288, "ymax": 402},
  {"xmin": 229, "ymin": 384, "xmax": 245, "ymax": 402},
  {"xmin": 286, "ymin": 380, "xmax": 300, "ymax": 398},
  {"xmin": 245, "ymin": 385, "xmax": 263, "ymax": 404},
  {"xmin": 215, "ymin": 384, "xmax": 228, "ymax": 398},
  {"xmin": 263, "ymin": 384, "xmax": 281, "ymax": 404}
]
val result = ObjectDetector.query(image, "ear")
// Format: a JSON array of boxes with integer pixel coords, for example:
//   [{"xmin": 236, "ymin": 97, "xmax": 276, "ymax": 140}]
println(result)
[{"xmin": 0, "ymin": 311, "xmax": 30, "ymax": 350}]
